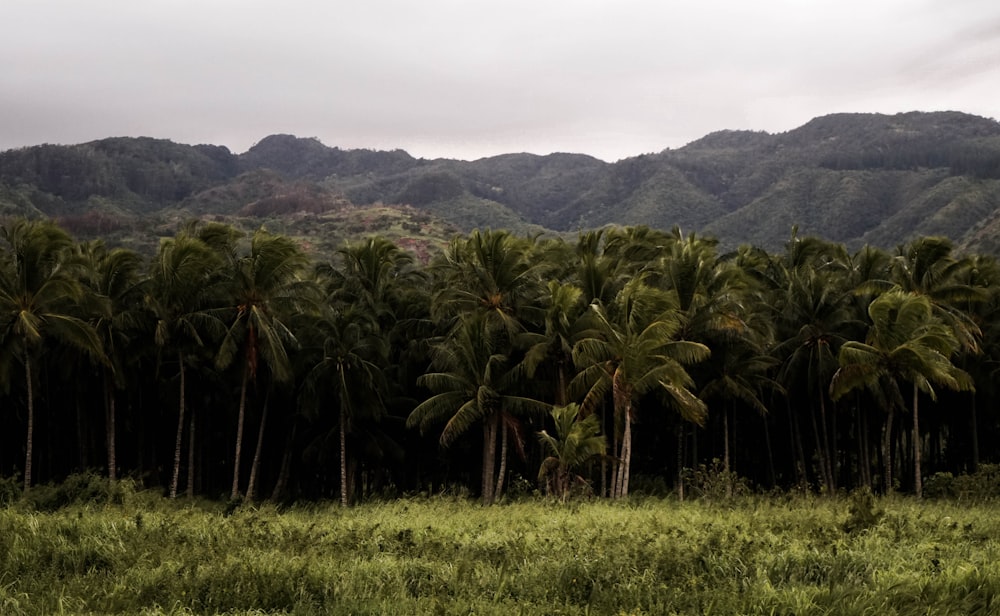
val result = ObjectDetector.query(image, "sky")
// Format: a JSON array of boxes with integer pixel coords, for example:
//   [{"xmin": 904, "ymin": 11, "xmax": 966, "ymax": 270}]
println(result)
[{"xmin": 2, "ymin": 0, "xmax": 999, "ymax": 162}]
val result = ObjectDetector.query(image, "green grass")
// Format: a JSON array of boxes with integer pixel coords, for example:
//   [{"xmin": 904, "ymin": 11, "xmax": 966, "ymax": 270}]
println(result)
[{"xmin": 1, "ymin": 492, "xmax": 998, "ymax": 615}]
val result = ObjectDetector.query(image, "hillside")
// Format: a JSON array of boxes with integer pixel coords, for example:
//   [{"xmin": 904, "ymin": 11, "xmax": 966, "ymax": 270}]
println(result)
[{"xmin": 1, "ymin": 111, "xmax": 999, "ymax": 253}]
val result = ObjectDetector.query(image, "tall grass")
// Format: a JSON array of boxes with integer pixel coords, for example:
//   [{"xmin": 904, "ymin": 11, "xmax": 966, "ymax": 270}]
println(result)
[{"xmin": 1, "ymin": 487, "xmax": 998, "ymax": 614}]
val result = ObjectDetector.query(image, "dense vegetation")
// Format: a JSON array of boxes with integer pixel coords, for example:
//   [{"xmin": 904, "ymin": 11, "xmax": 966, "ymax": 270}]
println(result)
[
  {"xmin": 0, "ymin": 492, "xmax": 997, "ymax": 615},
  {"xmin": 0, "ymin": 217, "xmax": 999, "ymax": 506},
  {"xmin": 3, "ymin": 111, "xmax": 1000, "ymax": 253},
  {"xmin": 0, "ymin": 486, "xmax": 1000, "ymax": 616}
]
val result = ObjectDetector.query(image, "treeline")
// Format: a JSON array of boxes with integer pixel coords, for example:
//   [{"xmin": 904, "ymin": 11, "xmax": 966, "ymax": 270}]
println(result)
[{"xmin": 1, "ymin": 219, "xmax": 998, "ymax": 505}]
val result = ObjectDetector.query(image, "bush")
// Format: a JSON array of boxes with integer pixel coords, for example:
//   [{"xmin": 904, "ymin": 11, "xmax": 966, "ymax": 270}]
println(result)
[
  {"xmin": 923, "ymin": 464, "xmax": 1000, "ymax": 501},
  {"xmin": 682, "ymin": 459, "xmax": 751, "ymax": 501},
  {"xmin": 0, "ymin": 475, "xmax": 21, "ymax": 507},
  {"xmin": 842, "ymin": 488, "xmax": 883, "ymax": 533},
  {"xmin": 21, "ymin": 472, "xmax": 134, "ymax": 511}
]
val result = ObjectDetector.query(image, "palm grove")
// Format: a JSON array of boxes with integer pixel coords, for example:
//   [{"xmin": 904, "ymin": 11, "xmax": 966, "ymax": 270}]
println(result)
[{"xmin": 0, "ymin": 218, "xmax": 997, "ymax": 505}]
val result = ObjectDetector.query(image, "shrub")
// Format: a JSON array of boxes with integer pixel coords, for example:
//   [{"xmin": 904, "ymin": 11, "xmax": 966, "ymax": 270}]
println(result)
[
  {"xmin": 923, "ymin": 464, "xmax": 1000, "ymax": 501},
  {"xmin": 842, "ymin": 488, "xmax": 883, "ymax": 533},
  {"xmin": 21, "ymin": 472, "xmax": 134, "ymax": 511},
  {"xmin": 0, "ymin": 475, "xmax": 21, "ymax": 507},
  {"xmin": 682, "ymin": 459, "xmax": 751, "ymax": 501}
]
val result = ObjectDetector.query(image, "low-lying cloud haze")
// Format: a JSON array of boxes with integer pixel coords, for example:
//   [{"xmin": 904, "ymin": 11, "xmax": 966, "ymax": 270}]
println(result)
[{"xmin": 3, "ymin": 0, "xmax": 999, "ymax": 161}]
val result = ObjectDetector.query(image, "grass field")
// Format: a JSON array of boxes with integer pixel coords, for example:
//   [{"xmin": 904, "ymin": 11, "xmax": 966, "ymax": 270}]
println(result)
[{"xmin": 1, "ymin": 487, "xmax": 998, "ymax": 615}]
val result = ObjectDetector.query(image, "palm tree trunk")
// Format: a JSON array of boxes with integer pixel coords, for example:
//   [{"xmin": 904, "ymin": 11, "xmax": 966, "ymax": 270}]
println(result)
[
  {"xmin": 722, "ymin": 405, "xmax": 731, "ymax": 474},
  {"xmin": 787, "ymin": 398, "xmax": 808, "ymax": 489},
  {"xmin": 883, "ymin": 408, "xmax": 894, "ymax": 494},
  {"xmin": 817, "ymin": 392, "xmax": 835, "ymax": 493},
  {"xmin": 857, "ymin": 403, "xmax": 871, "ymax": 491},
  {"xmin": 24, "ymin": 354, "xmax": 34, "ymax": 492},
  {"xmin": 170, "ymin": 350, "xmax": 186, "ymax": 499},
  {"xmin": 482, "ymin": 414, "xmax": 498, "ymax": 505},
  {"xmin": 340, "ymin": 402, "xmax": 349, "ymax": 508},
  {"xmin": 617, "ymin": 401, "xmax": 633, "ymax": 499},
  {"xmin": 231, "ymin": 362, "xmax": 250, "ymax": 500},
  {"xmin": 762, "ymin": 413, "xmax": 776, "ymax": 489},
  {"xmin": 676, "ymin": 423, "xmax": 685, "ymax": 501},
  {"xmin": 247, "ymin": 393, "xmax": 269, "ymax": 503},
  {"xmin": 723, "ymin": 404, "xmax": 732, "ymax": 498},
  {"xmin": 970, "ymin": 392, "xmax": 980, "ymax": 472},
  {"xmin": 270, "ymin": 426, "xmax": 295, "ymax": 501},
  {"xmin": 186, "ymin": 408, "xmax": 196, "ymax": 498},
  {"xmin": 810, "ymin": 401, "xmax": 833, "ymax": 494},
  {"xmin": 104, "ymin": 369, "xmax": 117, "ymax": 481},
  {"xmin": 494, "ymin": 419, "xmax": 508, "ymax": 502},
  {"xmin": 556, "ymin": 362, "xmax": 568, "ymax": 407},
  {"xmin": 913, "ymin": 382, "xmax": 922, "ymax": 498}
]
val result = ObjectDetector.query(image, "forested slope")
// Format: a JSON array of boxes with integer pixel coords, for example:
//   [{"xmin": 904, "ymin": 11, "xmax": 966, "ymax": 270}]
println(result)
[{"xmin": 1, "ymin": 111, "xmax": 999, "ymax": 252}]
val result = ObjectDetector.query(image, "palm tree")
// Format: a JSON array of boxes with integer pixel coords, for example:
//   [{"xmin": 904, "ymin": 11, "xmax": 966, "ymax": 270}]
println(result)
[
  {"xmin": 523, "ymin": 280, "xmax": 586, "ymax": 406},
  {"xmin": 302, "ymin": 306, "xmax": 387, "ymax": 507},
  {"xmin": 890, "ymin": 237, "xmax": 984, "ymax": 354},
  {"xmin": 215, "ymin": 229, "xmax": 311, "ymax": 501},
  {"xmin": 325, "ymin": 236, "xmax": 417, "ymax": 333},
  {"xmin": 571, "ymin": 279, "xmax": 709, "ymax": 498},
  {"xmin": 78, "ymin": 241, "xmax": 146, "ymax": 481},
  {"xmin": 831, "ymin": 290, "xmax": 973, "ymax": 497},
  {"xmin": 431, "ymin": 229, "xmax": 545, "ymax": 339},
  {"xmin": 147, "ymin": 232, "xmax": 226, "ymax": 498},
  {"xmin": 771, "ymin": 247, "xmax": 861, "ymax": 494},
  {"xmin": 0, "ymin": 219, "xmax": 102, "ymax": 491},
  {"xmin": 408, "ymin": 313, "xmax": 550, "ymax": 505},
  {"xmin": 537, "ymin": 403, "xmax": 606, "ymax": 500}
]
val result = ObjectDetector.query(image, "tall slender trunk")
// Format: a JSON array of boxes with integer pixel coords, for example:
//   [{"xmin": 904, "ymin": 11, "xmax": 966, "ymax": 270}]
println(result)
[
  {"xmin": 970, "ymin": 392, "xmax": 980, "ymax": 472},
  {"xmin": 556, "ymin": 362, "xmax": 568, "ymax": 407},
  {"xmin": 762, "ymin": 412, "xmax": 776, "ymax": 489},
  {"xmin": 339, "ymin": 401, "xmax": 349, "ymax": 508},
  {"xmin": 24, "ymin": 354, "xmax": 34, "ymax": 492},
  {"xmin": 170, "ymin": 350, "xmax": 186, "ymax": 499},
  {"xmin": 723, "ymin": 405, "xmax": 731, "ymax": 475},
  {"xmin": 809, "ymin": 402, "xmax": 832, "ymax": 494},
  {"xmin": 676, "ymin": 423, "xmax": 685, "ymax": 501},
  {"xmin": 787, "ymin": 398, "xmax": 808, "ymax": 489},
  {"xmin": 186, "ymin": 408, "xmax": 196, "ymax": 498},
  {"xmin": 76, "ymin": 397, "xmax": 88, "ymax": 471},
  {"xmin": 247, "ymin": 393, "xmax": 270, "ymax": 502},
  {"xmin": 270, "ymin": 426, "xmax": 295, "ymax": 501},
  {"xmin": 231, "ymin": 362, "xmax": 250, "ymax": 500},
  {"xmin": 104, "ymin": 369, "xmax": 117, "ymax": 481},
  {"xmin": 913, "ymin": 383, "xmax": 922, "ymax": 499},
  {"xmin": 817, "ymin": 391, "xmax": 835, "ymax": 493},
  {"xmin": 723, "ymin": 404, "xmax": 732, "ymax": 498},
  {"xmin": 883, "ymin": 408, "xmax": 895, "ymax": 494},
  {"xmin": 618, "ymin": 404, "xmax": 632, "ymax": 498},
  {"xmin": 482, "ymin": 414, "xmax": 497, "ymax": 505},
  {"xmin": 857, "ymin": 403, "xmax": 871, "ymax": 491},
  {"xmin": 494, "ymin": 419, "xmax": 508, "ymax": 502}
]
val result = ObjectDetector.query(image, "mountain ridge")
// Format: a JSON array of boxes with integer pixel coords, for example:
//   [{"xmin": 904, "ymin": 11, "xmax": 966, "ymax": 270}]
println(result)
[{"xmin": 2, "ymin": 110, "xmax": 1000, "ymax": 253}]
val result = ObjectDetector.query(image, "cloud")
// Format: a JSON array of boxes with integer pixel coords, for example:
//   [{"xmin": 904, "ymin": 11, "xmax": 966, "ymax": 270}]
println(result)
[{"xmin": 2, "ymin": 0, "xmax": 998, "ymax": 161}]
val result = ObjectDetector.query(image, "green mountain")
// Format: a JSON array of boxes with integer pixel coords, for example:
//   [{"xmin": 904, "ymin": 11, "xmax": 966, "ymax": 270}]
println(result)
[{"xmin": 2, "ymin": 111, "xmax": 999, "ymax": 253}]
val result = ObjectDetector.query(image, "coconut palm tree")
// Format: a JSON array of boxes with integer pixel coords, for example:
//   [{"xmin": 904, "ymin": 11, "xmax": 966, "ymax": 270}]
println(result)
[
  {"xmin": 831, "ymin": 290, "xmax": 973, "ymax": 497},
  {"xmin": 0, "ymin": 219, "xmax": 102, "ymax": 491},
  {"xmin": 431, "ymin": 229, "xmax": 545, "ymax": 339},
  {"xmin": 215, "ymin": 229, "xmax": 311, "ymax": 501},
  {"xmin": 147, "ymin": 232, "xmax": 226, "ymax": 498},
  {"xmin": 408, "ymin": 313, "xmax": 550, "ymax": 505},
  {"xmin": 301, "ymin": 305, "xmax": 387, "ymax": 507},
  {"xmin": 78, "ymin": 241, "xmax": 147, "ymax": 481},
  {"xmin": 537, "ymin": 403, "xmax": 606, "ymax": 500},
  {"xmin": 571, "ymin": 279, "xmax": 709, "ymax": 499}
]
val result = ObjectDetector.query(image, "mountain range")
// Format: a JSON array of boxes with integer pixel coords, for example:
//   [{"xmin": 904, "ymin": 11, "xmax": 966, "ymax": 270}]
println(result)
[{"xmin": 2, "ymin": 110, "xmax": 999, "ymax": 255}]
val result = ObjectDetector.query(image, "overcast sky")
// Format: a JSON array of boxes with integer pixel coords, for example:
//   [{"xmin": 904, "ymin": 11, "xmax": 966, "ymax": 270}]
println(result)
[{"xmin": 2, "ymin": 0, "xmax": 999, "ymax": 162}]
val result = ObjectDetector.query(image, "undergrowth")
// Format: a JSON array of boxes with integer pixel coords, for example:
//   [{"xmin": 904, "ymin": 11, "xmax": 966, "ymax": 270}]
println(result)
[{"xmin": 0, "ymin": 480, "xmax": 998, "ymax": 615}]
